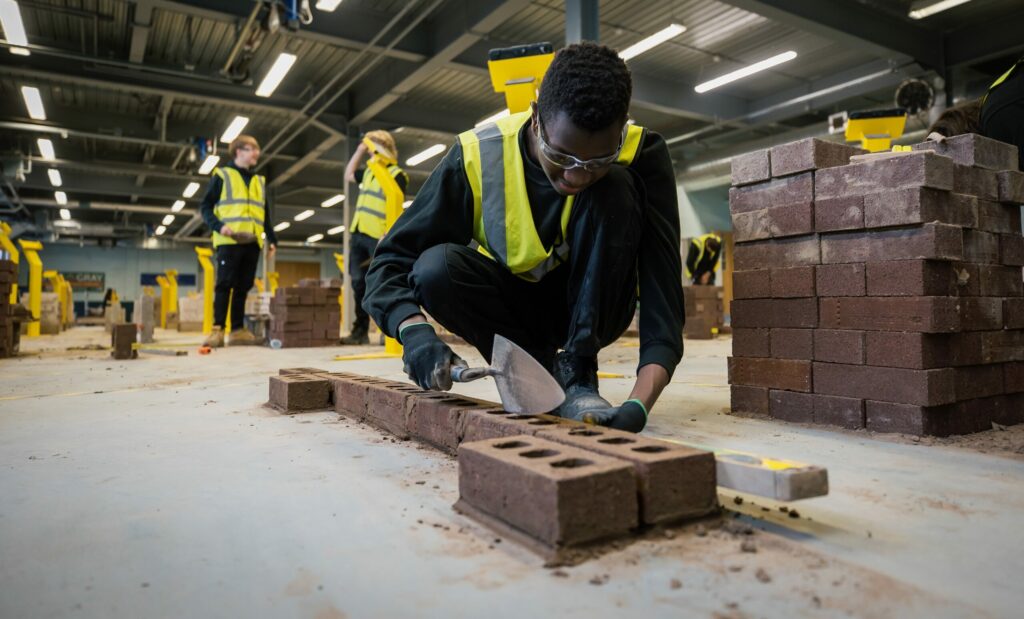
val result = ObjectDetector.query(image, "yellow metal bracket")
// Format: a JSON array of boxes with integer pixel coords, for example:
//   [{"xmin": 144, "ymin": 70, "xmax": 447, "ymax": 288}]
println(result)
[
  {"xmin": 845, "ymin": 108, "xmax": 907, "ymax": 153},
  {"xmin": 156, "ymin": 274, "xmax": 170, "ymax": 328},
  {"xmin": 164, "ymin": 269, "xmax": 178, "ymax": 316},
  {"xmin": 195, "ymin": 246, "xmax": 214, "ymax": 335},
  {"xmin": 17, "ymin": 239, "xmax": 43, "ymax": 337},
  {"xmin": 487, "ymin": 43, "xmax": 554, "ymax": 113}
]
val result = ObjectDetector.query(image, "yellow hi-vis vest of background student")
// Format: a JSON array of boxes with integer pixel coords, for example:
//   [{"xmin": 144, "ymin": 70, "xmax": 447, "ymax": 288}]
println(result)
[
  {"xmin": 351, "ymin": 164, "xmax": 408, "ymax": 239},
  {"xmin": 458, "ymin": 110, "xmax": 644, "ymax": 282},
  {"xmin": 211, "ymin": 167, "xmax": 266, "ymax": 248},
  {"xmin": 686, "ymin": 232, "xmax": 722, "ymax": 278}
]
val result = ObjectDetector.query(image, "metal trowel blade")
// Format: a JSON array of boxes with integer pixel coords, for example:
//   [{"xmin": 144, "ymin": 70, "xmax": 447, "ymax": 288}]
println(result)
[{"xmin": 489, "ymin": 334, "xmax": 566, "ymax": 415}]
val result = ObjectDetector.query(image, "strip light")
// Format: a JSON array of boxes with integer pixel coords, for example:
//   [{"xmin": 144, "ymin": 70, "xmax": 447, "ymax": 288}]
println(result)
[
  {"xmin": 0, "ymin": 0, "xmax": 29, "ymax": 54},
  {"xmin": 220, "ymin": 116, "xmax": 250, "ymax": 143},
  {"xmin": 695, "ymin": 51, "xmax": 797, "ymax": 93},
  {"xmin": 37, "ymin": 138, "xmax": 55, "ymax": 161},
  {"xmin": 327, "ymin": 225, "xmax": 345, "ymax": 235},
  {"xmin": 475, "ymin": 109, "xmax": 510, "ymax": 127},
  {"xmin": 21, "ymin": 86, "xmax": 45, "ymax": 120},
  {"xmin": 182, "ymin": 182, "xmax": 200, "ymax": 198},
  {"xmin": 161, "ymin": 214, "xmax": 175, "ymax": 226},
  {"xmin": 198, "ymin": 155, "xmax": 220, "ymax": 175},
  {"xmin": 315, "ymin": 0, "xmax": 344, "ymax": 11},
  {"xmin": 55, "ymin": 191, "xmax": 67, "ymax": 205},
  {"xmin": 321, "ymin": 194, "xmax": 344, "ymax": 207},
  {"xmin": 273, "ymin": 221, "xmax": 291, "ymax": 232},
  {"xmin": 909, "ymin": 0, "xmax": 971, "ymax": 19},
  {"xmin": 59, "ymin": 208, "xmax": 71, "ymax": 220},
  {"xmin": 294, "ymin": 209, "xmax": 315, "ymax": 221},
  {"xmin": 405, "ymin": 144, "xmax": 446, "ymax": 167},
  {"xmin": 306, "ymin": 233, "xmax": 324, "ymax": 243},
  {"xmin": 256, "ymin": 53, "xmax": 297, "ymax": 97},
  {"xmin": 171, "ymin": 200, "xmax": 185, "ymax": 212},
  {"xmin": 155, "ymin": 225, "xmax": 166, "ymax": 235},
  {"xmin": 619, "ymin": 23, "xmax": 686, "ymax": 61},
  {"xmin": 47, "ymin": 169, "xmax": 62, "ymax": 187}
]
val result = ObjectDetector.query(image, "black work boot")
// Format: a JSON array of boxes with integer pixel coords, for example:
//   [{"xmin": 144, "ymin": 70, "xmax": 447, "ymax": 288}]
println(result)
[
  {"xmin": 339, "ymin": 330, "xmax": 369, "ymax": 345},
  {"xmin": 553, "ymin": 351, "xmax": 610, "ymax": 420}
]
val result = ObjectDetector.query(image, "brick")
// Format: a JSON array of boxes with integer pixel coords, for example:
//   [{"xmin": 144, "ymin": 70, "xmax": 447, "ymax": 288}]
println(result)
[
  {"xmin": 457, "ymin": 435, "xmax": 638, "ymax": 546},
  {"xmin": 269, "ymin": 374, "xmax": 331, "ymax": 412},
  {"xmin": 1001, "ymin": 234, "xmax": 1024, "ymax": 266},
  {"xmin": 537, "ymin": 426, "xmax": 717, "ymax": 524},
  {"xmin": 814, "ymin": 195, "xmax": 864, "ymax": 232},
  {"xmin": 731, "ymin": 298, "xmax": 817, "ymax": 329},
  {"xmin": 819, "ymin": 296, "xmax": 959, "ymax": 332},
  {"xmin": 770, "ymin": 138, "xmax": 865, "ymax": 177},
  {"xmin": 812, "ymin": 394, "xmax": 865, "ymax": 429},
  {"xmin": 952, "ymin": 164, "xmax": 999, "ymax": 200},
  {"xmin": 769, "ymin": 389, "xmax": 814, "ymax": 422},
  {"xmin": 821, "ymin": 223, "xmax": 963, "ymax": 264},
  {"xmin": 978, "ymin": 265, "xmax": 1024, "ymax": 296},
  {"xmin": 955, "ymin": 365, "xmax": 1005, "ymax": 401},
  {"xmin": 959, "ymin": 297, "xmax": 1003, "ymax": 331},
  {"xmin": 977, "ymin": 199, "xmax": 1021, "ymax": 233},
  {"xmin": 977, "ymin": 330, "xmax": 1024, "ymax": 363},
  {"xmin": 814, "ymin": 362, "xmax": 956, "ymax": 406},
  {"xmin": 1006, "ymin": 362, "xmax": 1024, "ymax": 394},
  {"xmin": 963, "ymin": 229, "xmax": 1001, "ymax": 263},
  {"xmin": 407, "ymin": 394, "xmax": 492, "ymax": 454},
  {"xmin": 865, "ymin": 398, "xmax": 999, "ymax": 437},
  {"xmin": 728, "ymin": 357, "xmax": 813, "ymax": 392},
  {"xmin": 365, "ymin": 382, "xmax": 422, "ymax": 438},
  {"xmin": 813, "ymin": 329, "xmax": 864, "ymax": 364},
  {"xmin": 731, "ymin": 149, "xmax": 771, "ymax": 186},
  {"xmin": 731, "ymin": 208, "xmax": 771, "ymax": 242},
  {"xmin": 460, "ymin": 409, "xmax": 584, "ymax": 444},
  {"xmin": 863, "ymin": 187, "xmax": 975, "ymax": 229},
  {"xmin": 865, "ymin": 260, "xmax": 967, "ymax": 297},
  {"xmin": 732, "ymin": 328, "xmax": 770, "ymax": 357},
  {"xmin": 733, "ymin": 235, "xmax": 821, "ymax": 270},
  {"xmin": 732, "ymin": 270, "xmax": 772, "ymax": 299},
  {"xmin": 996, "ymin": 170, "xmax": 1024, "ymax": 204},
  {"xmin": 1006, "ymin": 299, "xmax": 1024, "ymax": 329},
  {"xmin": 865, "ymin": 331, "xmax": 949, "ymax": 369},
  {"xmin": 815, "ymin": 151, "xmax": 954, "ymax": 200},
  {"xmin": 816, "ymin": 263, "xmax": 866, "ymax": 296},
  {"xmin": 279, "ymin": 367, "xmax": 328, "ymax": 375},
  {"xmin": 770, "ymin": 266, "xmax": 816, "ymax": 298},
  {"xmin": 328, "ymin": 375, "xmax": 376, "ymax": 419},
  {"xmin": 731, "ymin": 202, "xmax": 814, "ymax": 240},
  {"xmin": 912, "ymin": 133, "xmax": 1019, "ymax": 171},
  {"xmin": 111, "ymin": 323, "xmax": 136, "ymax": 359},
  {"xmin": 731, "ymin": 384, "xmax": 770, "ymax": 416},
  {"xmin": 770, "ymin": 328, "xmax": 813, "ymax": 360},
  {"xmin": 729, "ymin": 172, "xmax": 814, "ymax": 214}
]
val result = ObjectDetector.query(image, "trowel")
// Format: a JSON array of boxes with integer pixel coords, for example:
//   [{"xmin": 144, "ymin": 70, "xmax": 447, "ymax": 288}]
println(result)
[{"xmin": 451, "ymin": 334, "xmax": 565, "ymax": 415}]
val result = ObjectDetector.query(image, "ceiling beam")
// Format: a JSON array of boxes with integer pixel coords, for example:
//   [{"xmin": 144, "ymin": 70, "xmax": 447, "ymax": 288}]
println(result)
[
  {"xmin": 129, "ymin": 1, "xmax": 155, "ymax": 64},
  {"xmin": 944, "ymin": 9, "xmax": 1024, "ymax": 68}
]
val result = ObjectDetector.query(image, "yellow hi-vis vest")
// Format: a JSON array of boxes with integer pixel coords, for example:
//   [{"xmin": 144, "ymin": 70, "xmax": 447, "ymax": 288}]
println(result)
[
  {"xmin": 982, "ymin": 56, "xmax": 1022, "ymax": 107},
  {"xmin": 686, "ymin": 233, "xmax": 722, "ymax": 278},
  {"xmin": 211, "ymin": 166, "xmax": 266, "ymax": 248},
  {"xmin": 351, "ymin": 163, "xmax": 408, "ymax": 239},
  {"xmin": 458, "ymin": 111, "xmax": 645, "ymax": 282}
]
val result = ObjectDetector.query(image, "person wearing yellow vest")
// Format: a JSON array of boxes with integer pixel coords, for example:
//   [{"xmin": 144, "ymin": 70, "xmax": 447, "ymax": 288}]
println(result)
[
  {"xmin": 341, "ymin": 130, "xmax": 409, "ymax": 345},
  {"xmin": 685, "ymin": 233, "xmax": 723, "ymax": 285},
  {"xmin": 364, "ymin": 43, "xmax": 684, "ymax": 433},
  {"xmin": 198, "ymin": 134, "xmax": 277, "ymax": 347}
]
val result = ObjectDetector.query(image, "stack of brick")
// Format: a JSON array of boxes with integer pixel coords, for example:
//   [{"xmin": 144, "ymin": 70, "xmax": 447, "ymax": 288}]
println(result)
[
  {"xmin": 268, "ymin": 285, "xmax": 340, "ymax": 347},
  {"xmin": 135, "ymin": 295, "xmax": 156, "ymax": 343},
  {"xmin": 0, "ymin": 260, "xmax": 16, "ymax": 357},
  {"xmin": 177, "ymin": 295, "xmax": 204, "ymax": 332},
  {"xmin": 728, "ymin": 135, "xmax": 1024, "ymax": 436},
  {"xmin": 111, "ymin": 323, "xmax": 137, "ymax": 359},
  {"xmin": 684, "ymin": 285, "xmax": 724, "ymax": 339}
]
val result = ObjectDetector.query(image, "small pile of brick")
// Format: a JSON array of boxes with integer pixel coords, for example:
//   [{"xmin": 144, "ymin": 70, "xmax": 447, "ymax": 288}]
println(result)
[
  {"xmin": 268, "ymin": 369, "xmax": 717, "ymax": 556},
  {"xmin": 728, "ymin": 135, "xmax": 1024, "ymax": 436},
  {"xmin": 684, "ymin": 285, "xmax": 724, "ymax": 339},
  {"xmin": 0, "ymin": 260, "xmax": 18, "ymax": 358},
  {"xmin": 268, "ymin": 284, "xmax": 340, "ymax": 347}
]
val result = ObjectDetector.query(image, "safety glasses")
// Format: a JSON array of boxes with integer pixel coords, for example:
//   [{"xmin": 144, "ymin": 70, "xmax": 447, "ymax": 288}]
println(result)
[{"xmin": 536, "ymin": 114, "xmax": 628, "ymax": 172}]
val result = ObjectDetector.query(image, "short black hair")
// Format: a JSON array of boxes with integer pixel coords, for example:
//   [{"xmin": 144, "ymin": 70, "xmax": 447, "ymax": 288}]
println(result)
[{"xmin": 537, "ymin": 42, "xmax": 632, "ymax": 132}]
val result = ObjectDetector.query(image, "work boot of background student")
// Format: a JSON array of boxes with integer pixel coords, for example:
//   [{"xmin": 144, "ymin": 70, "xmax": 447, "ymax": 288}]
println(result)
[
  {"xmin": 203, "ymin": 326, "xmax": 224, "ymax": 348},
  {"xmin": 227, "ymin": 328, "xmax": 258, "ymax": 346},
  {"xmin": 552, "ymin": 351, "xmax": 611, "ymax": 421},
  {"xmin": 339, "ymin": 330, "xmax": 369, "ymax": 345}
]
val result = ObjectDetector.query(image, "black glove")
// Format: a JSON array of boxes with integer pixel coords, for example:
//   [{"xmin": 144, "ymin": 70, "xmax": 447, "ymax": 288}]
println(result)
[
  {"xmin": 399, "ymin": 323, "xmax": 464, "ymax": 390},
  {"xmin": 579, "ymin": 399, "xmax": 648, "ymax": 433}
]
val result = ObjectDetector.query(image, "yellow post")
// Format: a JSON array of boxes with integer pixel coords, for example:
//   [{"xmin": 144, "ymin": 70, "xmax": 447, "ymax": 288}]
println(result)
[
  {"xmin": 164, "ymin": 269, "xmax": 178, "ymax": 315},
  {"xmin": 0, "ymin": 222, "xmax": 19, "ymax": 305},
  {"xmin": 18, "ymin": 240, "xmax": 43, "ymax": 337},
  {"xmin": 156, "ymin": 275, "xmax": 170, "ymax": 329},
  {"xmin": 333, "ymin": 252, "xmax": 345, "ymax": 321},
  {"xmin": 195, "ymin": 246, "xmax": 214, "ymax": 335},
  {"xmin": 61, "ymin": 277, "xmax": 72, "ymax": 325},
  {"xmin": 269, "ymin": 271, "xmax": 279, "ymax": 294},
  {"xmin": 254, "ymin": 279, "xmax": 265, "ymax": 293}
]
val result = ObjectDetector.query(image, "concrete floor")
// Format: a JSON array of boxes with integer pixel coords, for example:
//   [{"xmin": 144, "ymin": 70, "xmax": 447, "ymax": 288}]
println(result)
[{"xmin": 2, "ymin": 327, "xmax": 1022, "ymax": 619}]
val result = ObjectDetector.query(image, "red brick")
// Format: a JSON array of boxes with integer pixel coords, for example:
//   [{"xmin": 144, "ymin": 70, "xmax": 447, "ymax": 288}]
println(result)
[
  {"xmin": 770, "ymin": 138, "xmax": 864, "ymax": 177},
  {"xmin": 952, "ymin": 164, "xmax": 999, "ymax": 200},
  {"xmin": 460, "ymin": 409, "xmax": 584, "ymax": 444},
  {"xmin": 821, "ymin": 223, "xmax": 963, "ymax": 264},
  {"xmin": 816, "ymin": 263, "xmax": 866, "ymax": 296},
  {"xmin": 538, "ymin": 425, "xmax": 717, "ymax": 524},
  {"xmin": 863, "ymin": 187, "xmax": 975, "ymax": 228},
  {"xmin": 977, "ymin": 199, "xmax": 1021, "ymax": 234},
  {"xmin": 996, "ymin": 170, "xmax": 1024, "ymax": 204},
  {"xmin": 912, "ymin": 133, "xmax": 1019, "ymax": 171},
  {"xmin": 457, "ymin": 435, "xmax": 638, "ymax": 546},
  {"xmin": 955, "ymin": 365, "xmax": 1005, "ymax": 401},
  {"xmin": 733, "ymin": 235, "xmax": 821, "ymax": 270},
  {"xmin": 865, "ymin": 260, "xmax": 966, "ymax": 297},
  {"xmin": 819, "ymin": 296, "xmax": 960, "ymax": 332},
  {"xmin": 366, "ymin": 382, "xmax": 423, "ymax": 438},
  {"xmin": 733, "ymin": 202, "xmax": 816, "ymax": 241},
  {"xmin": 407, "ymin": 394, "xmax": 493, "ymax": 454},
  {"xmin": 814, "ymin": 151, "xmax": 953, "ymax": 200},
  {"xmin": 963, "ymin": 229, "xmax": 1000, "ymax": 264},
  {"xmin": 1001, "ymin": 234, "xmax": 1024, "ymax": 266},
  {"xmin": 866, "ymin": 397, "xmax": 1005, "ymax": 437},
  {"xmin": 812, "ymin": 394, "xmax": 865, "ymax": 429},
  {"xmin": 770, "ymin": 328, "xmax": 814, "ymax": 360},
  {"xmin": 865, "ymin": 331, "xmax": 950, "ymax": 369},
  {"xmin": 1006, "ymin": 362, "xmax": 1024, "ymax": 394},
  {"xmin": 731, "ymin": 208, "xmax": 771, "ymax": 242},
  {"xmin": 329, "ymin": 375, "xmax": 378, "ymax": 419},
  {"xmin": 813, "ymin": 329, "xmax": 864, "ymax": 364},
  {"xmin": 959, "ymin": 297, "xmax": 1003, "ymax": 331},
  {"xmin": 731, "ymin": 298, "xmax": 818, "ymax": 328},
  {"xmin": 732, "ymin": 328, "xmax": 770, "ymax": 357},
  {"xmin": 978, "ymin": 265, "xmax": 1024, "ymax": 296},
  {"xmin": 977, "ymin": 330, "xmax": 1024, "ymax": 363},
  {"xmin": 770, "ymin": 266, "xmax": 816, "ymax": 298},
  {"xmin": 729, "ymin": 172, "xmax": 814, "ymax": 214},
  {"xmin": 1006, "ymin": 299, "xmax": 1024, "ymax": 329},
  {"xmin": 731, "ymin": 385, "xmax": 769, "ymax": 416},
  {"xmin": 279, "ymin": 367, "xmax": 328, "ymax": 375},
  {"xmin": 732, "ymin": 270, "xmax": 771, "ymax": 299},
  {"xmin": 814, "ymin": 362, "xmax": 956, "ymax": 406},
  {"xmin": 814, "ymin": 196, "xmax": 864, "ymax": 232},
  {"xmin": 731, "ymin": 149, "xmax": 771, "ymax": 186},
  {"xmin": 269, "ymin": 374, "xmax": 331, "ymax": 412},
  {"xmin": 769, "ymin": 389, "xmax": 814, "ymax": 422},
  {"xmin": 728, "ymin": 357, "xmax": 812, "ymax": 392},
  {"xmin": 111, "ymin": 323, "xmax": 136, "ymax": 359}
]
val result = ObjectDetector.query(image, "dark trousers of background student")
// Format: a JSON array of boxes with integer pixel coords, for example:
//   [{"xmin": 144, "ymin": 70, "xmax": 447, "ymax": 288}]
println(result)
[
  {"xmin": 214, "ymin": 242, "xmax": 260, "ymax": 330},
  {"xmin": 348, "ymin": 231, "xmax": 378, "ymax": 337}
]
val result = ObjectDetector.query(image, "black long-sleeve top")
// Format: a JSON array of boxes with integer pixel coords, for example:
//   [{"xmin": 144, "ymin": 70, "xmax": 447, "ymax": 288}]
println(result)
[
  {"xmin": 363, "ymin": 123, "xmax": 684, "ymax": 377},
  {"xmin": 199, "ymin": 161, "xmax": 278, "ymax": 245},
  {"xmin": 686, "ymin": 240, "xmax": 722, "ymax": 284}
]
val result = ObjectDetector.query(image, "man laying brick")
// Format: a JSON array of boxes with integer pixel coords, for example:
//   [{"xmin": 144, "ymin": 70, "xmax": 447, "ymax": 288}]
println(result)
[{"xmin": 363, "ymin": 42, "xmax": 683, "ymax": 433}]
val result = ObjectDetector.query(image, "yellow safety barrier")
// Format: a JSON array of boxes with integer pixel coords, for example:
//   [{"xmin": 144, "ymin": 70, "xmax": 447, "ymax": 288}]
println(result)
[
  {"xmin": 333, "ymin": 251, "xmax": 345, "ymax": 323},
  {"xmin": 164, "ymin": 269, "xmax": 178, "ymax": 316},
  {"xmin": 195, "ymin": 247, "xmax": 214, "ymax": 335},
  {"xmin": 156, "ymin": 274, "xmax": 170, "ymax": 329},
  {"xmin": 268, "ymin": 271, "xmax": 279, "ymax": 294},
  {"xmin": 0, "ymin": 222, "xmax": 19, "ymax": 305},
  {"xmin": 61, "ymin": 277, "xmax": 72, "ymax": 325},
  {"xmin": 17, "ymin": 240, "xmax": 43, "ymax": 337}
]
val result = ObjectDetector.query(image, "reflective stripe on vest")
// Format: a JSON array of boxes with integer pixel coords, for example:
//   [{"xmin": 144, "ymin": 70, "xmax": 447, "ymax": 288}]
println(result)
[
  {"xmin": 982, "ymin": 56, "xmax": 1023, "ymax": 107},
  {"xmin": 458, "ymin": 111, "xmax": 645, "ymax": 282},
  {"xmin": 212, "ymin": 167, "xmax": 266, "ymax": 248},
  {"xmin": 351, "ymin": 164, "xmax": 407, "ymax": 239}
]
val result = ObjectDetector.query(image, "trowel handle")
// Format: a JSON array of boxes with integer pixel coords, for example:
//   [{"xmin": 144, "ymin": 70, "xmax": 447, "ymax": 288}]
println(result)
[{"xmin": 451, "ymin": 365, "xmax": 493, "ymax": 383}]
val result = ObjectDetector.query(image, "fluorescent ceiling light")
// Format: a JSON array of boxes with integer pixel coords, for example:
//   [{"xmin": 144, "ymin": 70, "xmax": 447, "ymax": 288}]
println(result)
[
  {"xmin": 182, "ymin": 182, "xmax": 200, "ymax": 198},
  {"xmin": 256, "ymin": 52, "xmax": 297, "ymax": 97},
  {"xmin": 406, "ymin": 144, "xmax": 446, "ymax": 167},
  {"xmin": 315, "ymin": 0, "xmax": 344, "ymax": 11},
  {"xmin": 55, "ymin": 191, "xmax": 67, "ymax": 205},
  {"xmin": 327, "ymin": 225, "xmax": 345, "ymax": 235},
  {"xmin": 198, "ymin": 154, "xmax": 220, "ymax": 175},
  {"xmin": 619, "ymin": 23, "xmax": 686, "ymax": 61},
  {"xmin": 273, "ymin": 221, "xmax": 291, "ymax": 232},
  {"xmin": 0, "ymin": 1, "xmax": 29, "ymax": 48},
  {"xmin": 294, "ymin": 209, "xmax": 315, "ymax": 221},
  {"xmin": 475, "ymin": 109, "xmax": 510, "ymax": 127},
  {"xmin": 402, "ymin": 200, "xmax": 413, "ymax": 209},
  {"xmin": 306, "ymin": 233, "xmax": 324, "ymax": 243},
  {"xmin": 59, "ymin": 208, "xmax": 70, "ymax": 220},
  {"xmin": 155, "ymin": 225, "xmax": 166, "ymax": 236},
  {"xmin": 321, "ymin": 194, "xmax": 344, "ymax": 207},
  {"xmin": 20, "ymin": 86, "xmax": 45, "ymax": 120},
  {"xmin": 10, "ymin": 46, "xmax": 28, "ymax": 55},
  {"xmin": 695, "ymin": 50, "xmax": 797, "ymax": 93},
  {"xmin": 37, "ymin": 138, "xmax": 55, "ymax": 161},
  {"xmin": 220, "ymin": 116, "xmax": 250, "ymax": 143},
  {"xmin": 47, "ymin": 168, "xmax": 62, "ymax": 187},
  {"xmin": 171, "ymin": 200, "xmax": 185, "ymax": 212},
  {"xmin": 161, "ymin": 214, "xmax": 175, "ymax": 226},
  {"xmin": 909, "ymin": 0, "xmax": 971, "ymax": 19}
]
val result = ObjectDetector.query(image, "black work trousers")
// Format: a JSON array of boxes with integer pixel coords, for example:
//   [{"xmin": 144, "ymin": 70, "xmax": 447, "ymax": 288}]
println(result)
[
  {"xmin": 408, "ymin": 166, "xmax": 643, "ymax": 369},
  {"xmin": 214, "ymin": 242, "xmax": 261, "ymax": 330},
  {"xmin": 348, "ymin": 231, "xmax": 379, "ymax": 336}
]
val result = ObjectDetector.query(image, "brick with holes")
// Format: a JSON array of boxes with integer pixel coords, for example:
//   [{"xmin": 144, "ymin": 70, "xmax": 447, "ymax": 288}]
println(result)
[
  {"xmin": 406, "ymin": 393, "xmax": 494, "ymax": 454},
  {"xmin": 457, "ymin": 435, "xmax": 638, "ymax": 547},
  {"xmin": 460, "ymin": 409, "xmax": 585, "ymax": 444},
  {"xmin": 268, "ymin": 374, "xmax": 331, "ymax": 412},
  {"xmin": 537, "ymin": 425, "xmax": 717, "ymax": 525}
]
